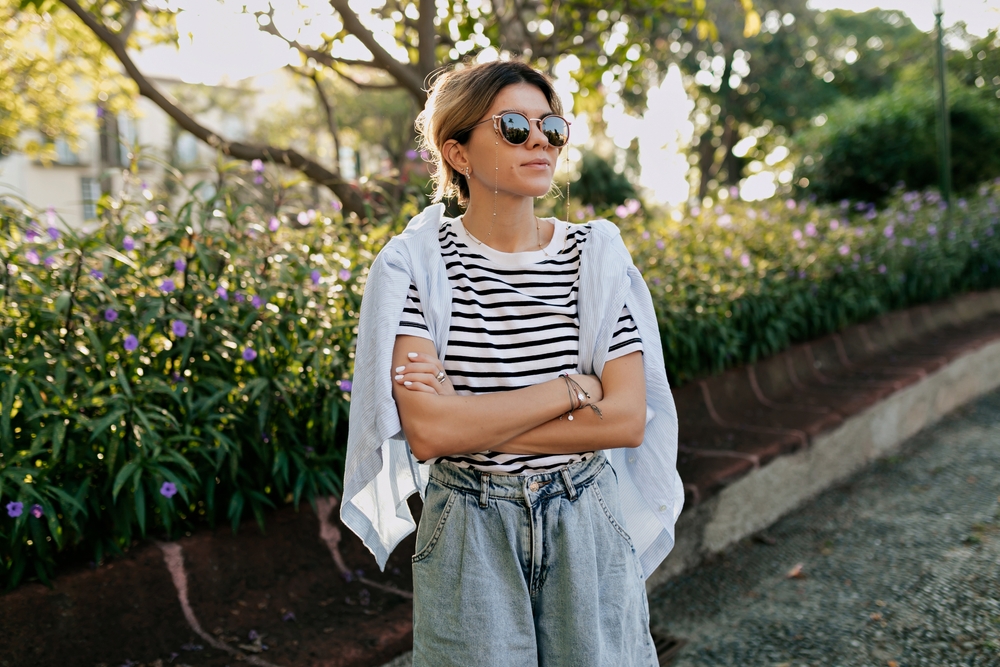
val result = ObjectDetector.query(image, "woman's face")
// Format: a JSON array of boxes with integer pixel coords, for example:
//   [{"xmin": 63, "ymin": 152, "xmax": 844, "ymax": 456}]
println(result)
[{"xmin": 457, "ymin": 82, "xmax": 562, "ymax": 201}]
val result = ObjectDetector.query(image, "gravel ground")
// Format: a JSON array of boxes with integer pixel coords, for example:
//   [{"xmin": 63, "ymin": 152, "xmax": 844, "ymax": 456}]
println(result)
[{"xmin": 650, "ymin": 387, "xmax": 1000, "ymax": 667}]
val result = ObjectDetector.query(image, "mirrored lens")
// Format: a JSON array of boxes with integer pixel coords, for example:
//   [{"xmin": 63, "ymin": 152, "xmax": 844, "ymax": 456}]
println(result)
[
  {"xmin": 541, "ymin": 116, "xmax": 570, "ymax": 146},
  {"xmin": 499, "ymin": 113, "xmax": 531, "ymax": 144}
]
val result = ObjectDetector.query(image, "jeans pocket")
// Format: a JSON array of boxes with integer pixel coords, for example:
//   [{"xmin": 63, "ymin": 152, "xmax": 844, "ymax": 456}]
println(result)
[
  {"xmin": 412, "ymin": 481, "xmax": 459, "ymax": 563},
  {"xmin": 589, "ymin": 468, "xmax": 635, "ymax": 550}
]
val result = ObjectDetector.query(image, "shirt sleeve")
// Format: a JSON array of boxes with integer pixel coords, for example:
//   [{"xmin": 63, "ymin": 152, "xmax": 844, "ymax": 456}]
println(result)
[
  {"xmin": 397, "ymin": 282, "xmax": 433, "ymax": 340},
  {"xmin": 607, "ymin": 304, "xmax": 643, "ymax": 361}
]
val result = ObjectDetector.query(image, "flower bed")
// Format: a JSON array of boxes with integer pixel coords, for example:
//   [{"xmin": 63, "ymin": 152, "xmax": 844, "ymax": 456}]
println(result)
[{"xmin": 2, "ymin": 171, "xmax": 998, "ymax": 589}]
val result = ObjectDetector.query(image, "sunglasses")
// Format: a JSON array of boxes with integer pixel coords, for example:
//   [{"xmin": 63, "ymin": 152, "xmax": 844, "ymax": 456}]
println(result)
[{"xmin": 461, "ymin": 112, "xmax": 571, "ymax": 147}]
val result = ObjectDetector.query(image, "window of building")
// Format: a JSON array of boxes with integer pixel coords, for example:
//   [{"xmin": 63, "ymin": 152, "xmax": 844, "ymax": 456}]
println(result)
[
  {"xmin": 55, "ymin": 138, "xmax": 80, "ymax": 165},
  {"xmin": 81, "ymin": 177, "xmax": 101, "ymax": 220}
]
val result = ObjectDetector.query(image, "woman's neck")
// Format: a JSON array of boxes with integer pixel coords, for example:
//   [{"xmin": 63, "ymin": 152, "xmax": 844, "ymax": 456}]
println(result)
[{"xmin": 461, "ymin": 194, "xmax": 552, "ymax": 253}]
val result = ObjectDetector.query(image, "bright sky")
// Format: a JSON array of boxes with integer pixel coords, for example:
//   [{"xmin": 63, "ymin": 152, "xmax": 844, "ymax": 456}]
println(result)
[{"xmin": 132, "ymin": 0, "xmax": 1000, "ymax": 205}]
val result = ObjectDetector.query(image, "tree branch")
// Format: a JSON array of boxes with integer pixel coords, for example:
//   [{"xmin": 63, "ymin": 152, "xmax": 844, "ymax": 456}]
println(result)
[
  {"xmin": 417, "ymin": 0, "xmax": 436, "ymax": 77},
  {"xmin": 328, "ymin": 0, "xmax": 427, "ymax": 103},
  {"xmin": 58, "ymin": 0, "xmax": 370, "ymax": 220},
  {"xmin": 290, "ymin": 67, "xmax": 342, "ymax": 174}
]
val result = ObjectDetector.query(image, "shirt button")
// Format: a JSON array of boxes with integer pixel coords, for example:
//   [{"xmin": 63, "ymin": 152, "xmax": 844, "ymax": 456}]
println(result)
[
  {"xmin": 529, "ymin": 482, "xmax": 539, "ymax": 492},
  {"xmin": 659, "ymin": 505, "xmax": 667, "ymax": 512},
  {"xmin": 628, "ymin": 456, "xmax": 635, "ymax": 463}
]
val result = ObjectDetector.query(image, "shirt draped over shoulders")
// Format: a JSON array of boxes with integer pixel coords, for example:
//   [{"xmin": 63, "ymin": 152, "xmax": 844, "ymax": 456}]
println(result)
[{"xmin": 340, "ymin": 203, "xmax": 684, "ymax": 581}]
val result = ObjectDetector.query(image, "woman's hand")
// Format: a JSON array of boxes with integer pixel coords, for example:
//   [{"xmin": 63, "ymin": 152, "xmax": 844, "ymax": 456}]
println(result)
[{"xmin": 393, "ymin": 350, "xmax": 457, "ymax": 396}]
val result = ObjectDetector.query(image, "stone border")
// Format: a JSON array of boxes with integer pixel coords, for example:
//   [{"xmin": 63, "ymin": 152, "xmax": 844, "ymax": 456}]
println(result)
[{"xmin": 646, "ymin": 293, "xmax": 1000, "ymax": 592}]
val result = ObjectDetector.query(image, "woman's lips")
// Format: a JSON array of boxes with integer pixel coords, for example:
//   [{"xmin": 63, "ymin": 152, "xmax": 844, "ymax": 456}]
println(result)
[{"xmin": 522, "ymin": 161, "xmax": 551, "ymax": 169}]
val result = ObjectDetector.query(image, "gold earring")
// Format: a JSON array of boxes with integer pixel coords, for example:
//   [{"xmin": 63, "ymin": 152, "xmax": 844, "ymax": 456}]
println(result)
[{"xmin": 465, "ymin": 166, "xmax": 470, "ymax": 178}]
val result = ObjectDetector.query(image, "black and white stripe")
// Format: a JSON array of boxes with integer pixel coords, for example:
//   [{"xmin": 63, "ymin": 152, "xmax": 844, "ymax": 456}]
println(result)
[{"xmin": 398, "ymin": 217, "xmax": 642, "ymax": 474}]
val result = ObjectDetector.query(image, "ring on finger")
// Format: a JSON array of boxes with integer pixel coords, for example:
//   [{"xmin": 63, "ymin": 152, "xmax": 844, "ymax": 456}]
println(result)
[{"xmin": 435, "ymin": 370, "xmax": 447, "ymax": 384}]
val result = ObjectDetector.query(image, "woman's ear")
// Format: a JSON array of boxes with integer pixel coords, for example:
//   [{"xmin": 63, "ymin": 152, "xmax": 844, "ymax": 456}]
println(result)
[{"xmin": 442, "ymin": 139, "xmax": 469, "ymax": 175}]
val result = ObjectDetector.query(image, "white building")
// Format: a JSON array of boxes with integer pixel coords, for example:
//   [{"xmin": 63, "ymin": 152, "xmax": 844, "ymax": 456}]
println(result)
[{"xmin": 0, "ymin": 68, "xmax": 361, "ymax": 230}]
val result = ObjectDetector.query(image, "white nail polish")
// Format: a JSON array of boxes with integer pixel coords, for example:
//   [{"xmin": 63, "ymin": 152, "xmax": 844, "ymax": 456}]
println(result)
[
  {"xmin": 395, "ymin": 366, "xmax": 405, "ymax": 372},
  {"xmin": 395, "ymin": 375, "xmax": 403, "ymax": 381},
  {"xmin": 404, "ymin": 381, "xmax": 412, "ymax": 386},
  {"xmin": 407, "ymin": 353, "xmax": 417, "ymax": 359}
]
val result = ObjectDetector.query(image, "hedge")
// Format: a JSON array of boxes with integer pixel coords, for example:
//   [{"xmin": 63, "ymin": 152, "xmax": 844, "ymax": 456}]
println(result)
[{"xmin": 1, "ymin": 165, "xmax": 998, "ymax": 589}]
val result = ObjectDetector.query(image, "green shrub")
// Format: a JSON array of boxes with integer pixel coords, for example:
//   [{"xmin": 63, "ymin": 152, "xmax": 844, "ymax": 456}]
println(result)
[
  {"xmin": 795, "ymin": 83, "xmax": 1000, "ymax": 204},
  {"xmin": 2, "ymin": 160, "xmax": 998, "ymax": 590},
  {"xmin": 572, "ymin": 151, "xmax": 638, "ymax": 209},
  {"xmin": 0, "ymin": 168, "xmax": 410, "ymax": 589},
  {"xmin": 621, "ymin": 182, "xmax": 1000, "ymax": 381}
]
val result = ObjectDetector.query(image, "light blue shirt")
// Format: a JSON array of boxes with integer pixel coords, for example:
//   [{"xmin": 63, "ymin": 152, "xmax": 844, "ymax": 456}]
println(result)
[{"xmin": 340, "ymin": 203, "xmax": 684, "ymax": 580}]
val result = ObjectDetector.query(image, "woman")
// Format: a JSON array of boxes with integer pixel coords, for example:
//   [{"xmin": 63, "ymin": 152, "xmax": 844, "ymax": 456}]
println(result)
[{"xmin": 340, "ymin": 60, "xmax": 684, "ymax": 667}]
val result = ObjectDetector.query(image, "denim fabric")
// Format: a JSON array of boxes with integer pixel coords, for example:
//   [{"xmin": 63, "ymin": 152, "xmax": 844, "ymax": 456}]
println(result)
[{"xmin": 411, "ymin": 450, "xmax": 658, "ymax": 667}]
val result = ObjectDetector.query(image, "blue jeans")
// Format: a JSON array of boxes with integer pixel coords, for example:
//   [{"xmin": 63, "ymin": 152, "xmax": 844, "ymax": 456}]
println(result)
[{"xmin": 411, "ymin": 450, "xmax": 658, "ymax": 667}]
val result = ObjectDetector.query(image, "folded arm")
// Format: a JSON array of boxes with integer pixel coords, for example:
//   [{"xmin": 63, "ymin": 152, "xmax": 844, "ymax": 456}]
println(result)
[
  {"xmin": 489, "ymin": 351, "xmax": 646, "ymax": 455},
  {"xmin": 390, "ymin": 335, "xmax": 604, "ymax": 461}
]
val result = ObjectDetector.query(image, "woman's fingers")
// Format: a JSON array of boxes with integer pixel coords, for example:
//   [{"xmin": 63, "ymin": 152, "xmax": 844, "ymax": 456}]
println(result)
[
  {"xmin": 401, "ymin": 380, "xmax": 439, "ymax": 394},
  {"xmin": 394, "ymin": 362, "xmax": 441, "ymax": 377}
]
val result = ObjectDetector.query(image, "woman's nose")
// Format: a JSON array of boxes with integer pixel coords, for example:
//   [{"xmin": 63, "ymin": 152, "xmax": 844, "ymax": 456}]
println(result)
[{"xmin": 526, "ymin": 121, "xmax": 552, "ymax": 149}]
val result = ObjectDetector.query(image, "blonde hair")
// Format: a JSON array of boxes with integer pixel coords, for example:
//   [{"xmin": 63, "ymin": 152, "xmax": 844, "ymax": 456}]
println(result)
[{"xmin": 414, "ymin": 60, "xmax": 563, "ymax": 206}]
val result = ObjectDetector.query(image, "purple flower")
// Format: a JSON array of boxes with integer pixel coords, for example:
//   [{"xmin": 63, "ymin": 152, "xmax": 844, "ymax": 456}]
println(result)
[
  {"xmin": 160, "ymin": 481, "xmax": 177, "ymax": 498},
  {"xmin": 615, "ymin": 205, "xmax": 629, "ymax": 218},
  {"xmin": 25, "ymin": 249, "xmax": 39, "ymax": 265},
  {"xmin": 641, "ymin": 231, "xmax": 650, "ymax": 240},
  {"xmin": 625, "ymin": 199, "xmax": 641, "ymax": 214},
  {"xmin": 144, "ymin": 211, "xmax": 158, "ymax": 225},
  {"xmin": 268, "ymin": 216, "xmax": 280, "ymax": 232},
  {"xmin": 884, "ymin": 225, "xmax": 895, "ymax": 239},
  {"xmin": 30, "ymin": 504, "xmax": 43, "ymax": 519},
  {"xmin": 252, "ymin": 159, "xmax": 264, "ymax": 172},
  {"xmin": 123, "ymin": 236, "xmax": 135, "ymax": 252},
  {"xmin": 171, "ymin": 320, "xmax": 187, "ymax": 337},
  {"xmin": 792, "ymin": 229, "xmax": 803, "ymax": 241},
  {"xmin": 419, "ymin": 150, "xmax": 430, "ymax": 160},
  {"xmin": 724, "ymin": 247, "xmax": 732, "ymax": 259},
  {"xmin": 251, "ymin": 295, "xmax": 263, "ymax": 308},
  {"xmin": 805, "ymin": 223, "xmax": 817, "ymax": 237},
  {"xmin": 786, "ymin": 199, "xmax": 797, "ymax": 210},
  {"xmin": 46, "ymin": 207, "xmax": 57, "ymax": 226},
  {"xmin": 6, "ymin": 501, "xmax": 22, "ymax": 518},
  {"xmin": 878, "ymin": 264, "xmax": 887, "ymax": 274},
  {"xmin": 104, "ymin": 308, "xmax": 118, "ymax": 322},
  {"xmin": 282, "ymin": 611, "xmax": 296, "ymax": 622},
  {"xmin": 26, "ymin": 229, "xmax": 39, "ymax": 243},
  {"xmin": 124, "ymin": 334, "xmax": 139, "ymax": 351},
  {"xmin": 44, "ymin": 256, "xmax": 55, "ymax": 268},
  {"xmin": 235, "ymin": 292, "xmax": 245, "ymax": 303},
  {"xmin": 839, "ymin": 244, "xmax": 850, "ymax": 256},
  {"xmin": 248, "ymin": 630, "xmax": 259, "ymax": 641},
  {"xmin": 254, "ymin": 175, "xmax": 264, "ymax": 185},
  {"xmin": 215, "ymin": 286, "xmax": 228, "ymax": 300},
  {"xmin": 829, "ymin": 219, "xmax": 840, "ymax": 230},
  {"xmin": 311, "ymin": 270, "xmax": 321, "ymax": 285},
  {"xmin": 297, "ymin": 211, "xmax": 310, "ymax": 225},
  {"xmin": 927, "ymin": 224, "xmax": 937, "ymax": 236},
  {"xmin": 740, "ymin": 253, "xmax": 751, "ymax": 268},
  {"xmin": 90, "ymin": 269, "xmax": 104, "ymax": 280},
  {"xmin": 160, "ymin": 279, "xmax": 175, "ymax": 293},
  {"xmin": 47, "ymin": 226, "xmax": 60, "ymax": 241},
  {"xmin": 331, "ymin": 200, "xmax": 343, "ymax": 213},
  {"xmin": 242, "ymin": 347, "xmax": 257, "ymax": 362},
  {"xmin": 405, "ymin": 149, "xmax": 418, "ymax": 160},
  {"xmin": 655, "ymin": 239, "xmax": 665, "ymax": 250},
  {"xmin": 338, "ymin": 268, "xmax": 351, "ymax": 281},
  {"xmin": 865, "ymin": 209, "xmax": 878, "ymax": 220},
  {"xmin": 338, "ymin": 379, "xmax": 353, "ymax": 393},
  {"xmin": 174, "ymin": 258, "xmax": 186, "ymax": 272}
]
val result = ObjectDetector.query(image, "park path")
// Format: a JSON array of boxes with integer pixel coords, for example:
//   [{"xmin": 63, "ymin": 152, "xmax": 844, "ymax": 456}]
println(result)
[{"xmin": 648, "ymin": 386, "xmax": 1000, "ymax": 667}]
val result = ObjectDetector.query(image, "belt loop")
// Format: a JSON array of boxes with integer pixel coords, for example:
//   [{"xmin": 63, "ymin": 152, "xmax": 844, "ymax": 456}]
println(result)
[
  {"xmin": 479, "ymin": 472, "xmax": 491, "ymax": 508},
  {"xmin": 560, "ymin": 468, "xmax": 577, "ymax": 500}
]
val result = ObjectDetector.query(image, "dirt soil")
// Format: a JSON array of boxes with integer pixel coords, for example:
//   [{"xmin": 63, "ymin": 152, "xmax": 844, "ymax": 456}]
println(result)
[{"xmin": 0, "ymin": 495, "xmax": 422, "ymax": 667}]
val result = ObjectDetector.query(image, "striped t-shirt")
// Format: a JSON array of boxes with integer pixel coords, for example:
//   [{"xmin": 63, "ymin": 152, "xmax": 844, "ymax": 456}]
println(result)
[{"xmin": 397, "ymin": 216, "xmax": 643, "ymax": 475}]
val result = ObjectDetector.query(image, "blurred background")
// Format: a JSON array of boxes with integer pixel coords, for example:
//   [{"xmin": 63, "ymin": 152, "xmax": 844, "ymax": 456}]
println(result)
[{"xmin": 2, "ymin": 0, "xmax": 1000, "ymax": 601}]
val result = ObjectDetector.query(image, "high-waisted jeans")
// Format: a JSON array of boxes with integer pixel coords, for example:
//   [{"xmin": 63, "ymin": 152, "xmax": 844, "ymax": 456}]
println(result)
[{"xmin": 411, "ymin": 450, "xmax": 658, "ymax": 667}]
